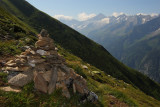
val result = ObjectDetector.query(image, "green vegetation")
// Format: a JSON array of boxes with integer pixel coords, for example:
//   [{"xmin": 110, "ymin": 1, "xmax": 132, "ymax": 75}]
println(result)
[
  {"xmin": 1, "ymin": 46, "xmax": 160, "ymax": 106},
  {"xmin": 0, "ymin": 74, "xmax": 100, "ymax": 107},
  {"xmin": 0, "ymin": 6, "xmax": 37, "ymax": 56},
  {"xmin": 1, "ymin": 0, "xmax": 160, "ymax": 101}
]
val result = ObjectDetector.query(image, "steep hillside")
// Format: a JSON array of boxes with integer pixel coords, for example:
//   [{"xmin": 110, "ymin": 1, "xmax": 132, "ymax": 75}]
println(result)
[
  {"xmin": 109, "ymin": 16, "xmax": 160, "ymax": 83},
  {"xmin": 0, "ymin": 6, "xmax": 37, "ymax": 56},
  {"xmin": 1, "ymin": 0, "xmax": 160, "ymax": 101},
  {"xmin": 1, "ymin": 38, "xmax": 160, "ymax": 107}
]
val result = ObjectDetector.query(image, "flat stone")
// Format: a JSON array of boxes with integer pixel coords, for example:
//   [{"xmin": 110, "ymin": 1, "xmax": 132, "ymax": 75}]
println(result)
[
  {"xmin": 19, "ymin": 66, "xmax": 31, "ymax": 72},
  {"xmin": 0, "ymin": 86, "xmax": 21, "ymax": 92},
  {"xmin": 6, "ymin": 63, "xmax": 17, "ymax": 67},
  {"xmin": 48, "ymin": 66, "xmax": 58, "ymax": 94},
  {"xmin": 49, "ymin": 50, "xmax": 58, "ymax": 55},
  {"xmin": 28, "ymin": 63, "xmax": 35, "ymax": 67},
  {"xmin": 5, "ymin": 60, "xmax": 14, "ymax": 65},
  {"xmin": 8, "ymin": 71, "xmax": 33, "ymax": 87},
  {"xmin": 35, "ymin": 40, "xmax": 49, "ymax": 48},
  {"xmin": 61, "ymin": 82, "xmax": 70, "ymax": 98},
  {"xmin": 17, "ymin": 55, "xmax": 26, "ymax": 58},
  {"xmin": 56, "ymin": 82, "xmax": 70, "ymax": 98},
  {"xmin": 30, "ymin": 50, "xmax": 36, "ymax": 55},
  {"xmin": 42, "ymin": 70, "xmax": 52, "ymax": 82},
  {"xmin": 20, "ymin": 49, "xmax": 31, "ymax": 56},
  {"xmin": 34, "ymin": 72, "xmax": 48, "ymax": 93},
  {"xmin": 5, "ymin": 67, "xmax": 19, "ymax": 71},
  {"xmin": 35, "ymin": 63, "xmax": 51, "ymax": 71},
  {"xmin": 57, "ymin": 69, "xmax": 66, "ymax": 81},
  {"xmin": 73, "ymin": 83, "xmax": 76, "ymax": 93},
  {"xmin": 36, "ymin": 49, "xmax": 47, "ymax": 56},
  {"xmin": 28, "ymin": 58, "xmax": 45, "ymax": 64},
  {"xmin": 15, "ymin": 58, "xmax": 26, "ymax": 64}
]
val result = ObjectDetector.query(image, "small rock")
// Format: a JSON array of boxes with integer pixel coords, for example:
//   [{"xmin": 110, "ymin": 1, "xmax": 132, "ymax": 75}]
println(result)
[
  {"xmin": 82, "ymin": 65, "xmax": 88, "ymax": 69},
  {"xmin": 40, "ymin": 29, "xmax": 49, "ymax": 37},
  {"xmin": 73, "ymin": 83, "xmax": 76, "ymax": 93},
  {"xmin": 0, "ymin": 86, "xmax": 21, "ymax": 92},
  {"xmin": 29, "ymin": 63, "xmax": 35, "ymax": 67},
  {"xmin": 87, "ymin": 91, "xmax": 98, "ymax": 102},
  {"xmin": 6, "ymin": 63, "xmax": 17, "ymax": 67},
  {"xmin": 15, "ymin": 58, "xmax": 26, "ymax": 64},
  {"xmin": 5, "ymin": 67, "xmax": 19, "ymax": 71},
  {"xmin": 5, "ymin": 60, "xmax": 14, "ymax": 65},
  {"xmin": 30, "ymin": 50, "xmax": 36, "ymax": 55},
  {"xmin": 55, "ymin": 47, "xmax": 58, "ymax": 51},
  {"xmin": 56, "ymin": 82, "xmax": 70, "ymax": 98},
  {"xmin": 36, "ymin": 49, "xmax": 47, "ymax": 56},
  {"xmin": 28, "ymin": 58, "xmax": 45, "ymax": 64}
]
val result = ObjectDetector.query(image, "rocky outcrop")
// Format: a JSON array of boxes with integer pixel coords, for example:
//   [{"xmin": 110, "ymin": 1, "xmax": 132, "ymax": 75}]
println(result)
[{"xmin": 0, "ymin": 29, "xmax": 98, "ymax": 102}]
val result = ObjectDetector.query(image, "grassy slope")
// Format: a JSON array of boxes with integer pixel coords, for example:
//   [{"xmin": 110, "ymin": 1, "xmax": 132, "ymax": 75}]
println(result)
[
  {"xmin": 1, "ymin": 0, "xmax": 160, "ymax": 101},
  {"xmin": 0, "ymin": 6, "xmax": 37, "ymax": 56},
  {"xmin": 0, "ymin": 4, "xmax": 160, "ymax": 106},
  {"xmin": 1, "ymin": 46, "xmax": 160, "ymax": 107}
]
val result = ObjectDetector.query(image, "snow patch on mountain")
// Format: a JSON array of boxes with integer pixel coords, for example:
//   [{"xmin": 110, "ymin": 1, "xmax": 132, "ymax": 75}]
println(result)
[{"xmin": 100, "ymin": 18, "xmax": 110, "ymax": 24}]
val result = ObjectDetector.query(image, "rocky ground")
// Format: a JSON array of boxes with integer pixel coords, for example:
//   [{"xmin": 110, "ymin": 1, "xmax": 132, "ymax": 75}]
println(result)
[{"xmin": 0, "ymin": 29, "xmax": 98, "ymax": 103}]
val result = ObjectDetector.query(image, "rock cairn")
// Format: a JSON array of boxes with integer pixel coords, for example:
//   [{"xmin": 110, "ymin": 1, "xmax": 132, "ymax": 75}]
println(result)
[{"xmin": 1, "ymin": 29, "xmax": 98, "ymax": 102}]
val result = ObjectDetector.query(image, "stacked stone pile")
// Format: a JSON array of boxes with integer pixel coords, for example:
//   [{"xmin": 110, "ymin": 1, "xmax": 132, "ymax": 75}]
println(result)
[{"xmin": 0, "ymin": 29, "xmax": 98, "ymax": 102}]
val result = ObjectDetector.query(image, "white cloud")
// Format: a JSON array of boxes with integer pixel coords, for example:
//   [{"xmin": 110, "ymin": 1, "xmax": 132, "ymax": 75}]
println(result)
[
  {"xmin": 150, "ymin": 13, "xmax": 159, "ymax": 17},
  {"xmin": 137, "ymin": 13, "xmax": 147, "ymax": 16},
  {"xmin": 78, "ymin": 12, "xmax": 96, "ymax": 21},
  {"xmin": 112, "ymin": 12, "xmax": 124, "ymax": 17},
  {"xmin": 137, "ymin": 13, "xmax": 159, "ymax": 17},
  {"xmin": 100, "ymin": 18, "xmax": 110, "ymax": 24},
  {"xmin": 53, "ymin": 15, "xmax": 73, "ymax": 20}
]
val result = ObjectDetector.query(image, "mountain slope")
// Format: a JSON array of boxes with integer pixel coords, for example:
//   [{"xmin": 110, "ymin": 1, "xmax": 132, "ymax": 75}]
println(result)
[
  {"xmin": 1, "ymin": 44, "xmax": 160, "ymax": 107},
  {"xmin": 59, "ymin": 13, "xmax": 158, "ymax": 55},
  {"xmin": 1, "ymin": 6, "xmax": 160, "ymax": 106},
  {"xmin": 0, "ymin": 6, "xmax": 37, "ymax": 56},
  {"xmin": 109, "ymin": 16, "xmax": 160, "ymax": 83},
  {"xmin": 1, "ymin": 0, "xmax": 160, "ymax": 100},
  {"xmin": 87, "ymin": 14, "xmax": 155, "ymax": 48}
]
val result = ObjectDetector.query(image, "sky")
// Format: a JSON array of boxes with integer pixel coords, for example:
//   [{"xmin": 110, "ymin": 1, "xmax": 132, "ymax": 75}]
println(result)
[{"xmin": 26, "ymin": 0, "xmax": 160, "ymax": 21}]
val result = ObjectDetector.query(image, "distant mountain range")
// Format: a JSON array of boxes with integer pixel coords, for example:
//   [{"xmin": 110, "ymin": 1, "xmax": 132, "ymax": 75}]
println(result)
[
  {"xmin": 58, "ymin": 13, "xmax": 159, "ymax": 52},
  {"xmin": 58, "ymin": 13, "xmax": 160, "ymax": 83},
  {"xmin": 58, "ymin": 13, "xmax": 159, "ymax": 36},
  {"xmin": 1, "ymin": 0, "xmax": 160, "ymax": 105},
  {"xmin": 109, "ymin": 16, "xmax": 160, "ymax": 83}
]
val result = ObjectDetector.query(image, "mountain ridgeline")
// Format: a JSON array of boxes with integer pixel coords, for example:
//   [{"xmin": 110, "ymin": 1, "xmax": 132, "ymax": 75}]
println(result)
[
  {"xmin": 1, "ymin": 0, "xmax": 160, "ymax": 101},
  {"xmin": 58, "ymin": 11, "xmax": 160, "ymax": 84},
  {"xmin": 109, "ymin": 16, "xmax": 160, "ymax": 83}
]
